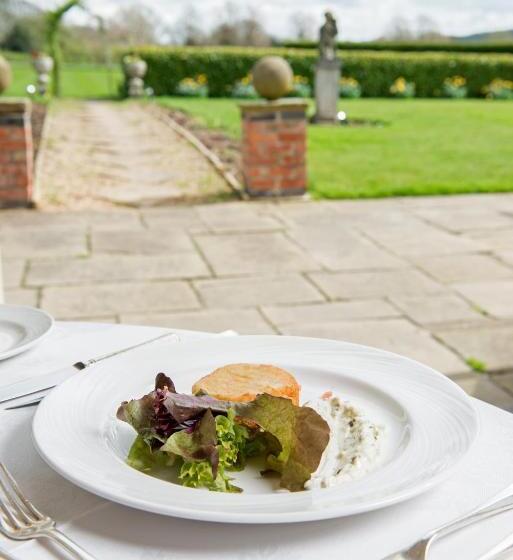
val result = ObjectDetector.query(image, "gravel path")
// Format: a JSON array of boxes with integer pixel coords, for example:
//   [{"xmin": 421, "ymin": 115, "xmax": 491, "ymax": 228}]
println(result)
[{"xmin": 36, "ymin": 100, "xmax": 231, "ymax": 209}]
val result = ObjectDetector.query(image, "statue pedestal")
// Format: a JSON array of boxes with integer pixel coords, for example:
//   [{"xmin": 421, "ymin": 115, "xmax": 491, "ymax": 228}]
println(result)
[
  {"xmin": 0, "ymin": 98, "xmax": 33, "ymax": 207},
  {"xmin": 239, "ymin": 99, "xmax": 308, "ymax": 197},
  {"xmin": 313, "ymin": 59, "xmax": 341, "ymax": 124}
]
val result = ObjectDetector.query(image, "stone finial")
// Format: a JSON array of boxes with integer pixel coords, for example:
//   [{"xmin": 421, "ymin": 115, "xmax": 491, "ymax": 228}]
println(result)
[
  {"xmin": 0, "ymin": 56, "xmax": 12, "ymax": 94},
  {"xmin": 251, "ymin": 56, "xmax": 293, "ymax": 101}
]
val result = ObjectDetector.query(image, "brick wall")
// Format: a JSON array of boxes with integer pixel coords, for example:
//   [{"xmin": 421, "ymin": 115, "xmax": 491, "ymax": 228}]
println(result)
[
  {"xmin": 240, "ymin": 100, "xmax": 308, "ymax": 197},
  {"xmin": 0, "ymin": 99, "xmax": 33, "ymax": 207}
]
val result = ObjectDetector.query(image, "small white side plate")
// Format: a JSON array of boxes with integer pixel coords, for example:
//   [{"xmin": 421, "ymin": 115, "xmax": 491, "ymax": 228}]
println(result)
[
  {"xmin": 0, "ymin": 305, "xmax": 53, "ymax": 361},
  {"xmin": 33, "ymin": 335, "xmax": 478, "ymax": 524}
]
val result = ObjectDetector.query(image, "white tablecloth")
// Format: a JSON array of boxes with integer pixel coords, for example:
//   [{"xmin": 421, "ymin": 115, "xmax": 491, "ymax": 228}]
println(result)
[{"xmin": 1, "ymin": 322, "xmax": 513, "ymax": 560}]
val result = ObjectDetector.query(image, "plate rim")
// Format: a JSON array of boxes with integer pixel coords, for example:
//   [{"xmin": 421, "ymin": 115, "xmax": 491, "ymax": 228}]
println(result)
[
  {"xmin": 0, "ymin": 304, "xmax": 54, "ymax": 360},
  {"xmin": 32, "ymin": 334, "xmax": 479, "ymax": 523}
]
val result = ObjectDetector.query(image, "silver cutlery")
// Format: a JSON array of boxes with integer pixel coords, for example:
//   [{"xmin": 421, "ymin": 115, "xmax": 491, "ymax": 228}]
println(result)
[
  {"xmin": 0, "ymin": 462, "xmax": 96, "ymax": 560},
  {"xmin": 0, "ymin": 331, "xmax": 179, "ymax": 409},
  {"xmin": 382, "ymin": 492, "xmax": 513, "ymax": 559}
]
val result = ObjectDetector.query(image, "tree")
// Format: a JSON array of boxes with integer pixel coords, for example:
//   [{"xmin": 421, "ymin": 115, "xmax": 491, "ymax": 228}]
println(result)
[
  {"xmin": 383, "ymin": 16, "xmax": 415, "ymax": 40},
  {"xmin": 416, "ymin": 14, "xmax": 444, "ymax": 41},
  {"xmin": 108, "ymin": 4, "xmax": 168, "ymax": 46},
  {"xmin": 290, "ymin": 12, "xmax": 315, "ymax": 41},
  {"xmin": 208, "ymin": 4, "xmax": 271, "ymax": 46},
  {"xmin": 45, "ymin": 0, "xmax": 83, "ymax": 96},
  {"xmin": 171, "ymin": 6, "xmax": 205, "ymax": 45}
]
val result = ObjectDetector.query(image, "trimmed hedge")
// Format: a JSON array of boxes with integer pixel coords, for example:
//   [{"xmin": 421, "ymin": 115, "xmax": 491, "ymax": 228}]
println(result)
[
  {"xmin": 281, "ymin": 40, "xmax": 513, "ymax": 55},
  {"xmin": 131, "ymin": 46, "xmax": 513, "ymax": 98}
]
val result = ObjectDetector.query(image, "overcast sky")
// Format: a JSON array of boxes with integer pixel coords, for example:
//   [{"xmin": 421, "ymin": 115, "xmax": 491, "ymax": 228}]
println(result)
[{"xmin": 31, "ymin": 0, "xmax": 513, "ymax": 41}]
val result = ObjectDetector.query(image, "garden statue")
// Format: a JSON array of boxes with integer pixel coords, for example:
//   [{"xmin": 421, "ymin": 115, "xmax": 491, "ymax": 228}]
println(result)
[
  {"xmin": 313, "ymin": 11, "xmax": 341, "ymax": 123},
  {"xmin": 32, "ymin": 53, "xmax": 54, "ymax": 96},
  {"xmin": 122, "ymin": 54, "xmax": 148, "ymax": 98},
  {"xmin": 319, "ymin": 12, "xmax": 338, "ymax": 62},
  {"xmin": 251, "ymin": 56, "xmax": 293, "ymax": 100},
  {"xmin": 0, "ymin": 56, "xmax": 12, "ymax": 94}
]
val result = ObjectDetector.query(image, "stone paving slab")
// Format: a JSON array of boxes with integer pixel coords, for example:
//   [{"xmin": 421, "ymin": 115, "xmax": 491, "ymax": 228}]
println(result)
[
  {"xmin": 0, "ymin": 228, "xmax": 87, "ymax": 259},
  {"xmin": 280, "ymin": 318, "xmax": 468, "ymax": 376},
  {"xmin": 389, "ymin": 294, "xmax": 486, "ymax": 326},
  {"xmin": 462, "ymin": 228, "xmax": 513, "ymax": 251},
  {"xmin": 4, "ymin": 288, "xmax": 38, "ymax": 307},
  {"xmin": 261, "ymin": 300, "xmax": 400, "ymax": 328},
  {"xmin": 41, "ymin": 281, "xmax": 200, "ymax": 318},
  {"xmin": 309, "ymin": 268, "xmax": 444, "ymax": 299},
  {"xmin": 1, "ymin": 259, "xmax": 25, "ymax": 289},
  {"xmin": 140, "ymin": 207, "xmax": 206, "ymax": 232},
  {"xmin": 412, "ymin": 254, "xmax": 513, "ymax": 284},
  {"xmin": 493, "ymin": 373, "xmax": 513, "ymax": 397},
  {"xmin": 453, "ymin": 281, "xmax": 513, "ymax": 319},
  {"xmin": 196, "ymin": 204, "xmax": 283, "ymax": 233},
  {"xmin": 2, "ymin": 192, "xmax": 513, "ymax": 409},
  {"xmin": 413, "ymin": 207, "xmax": 513, "ymax": 233},
  {"xmin": 434, "ymin": 323, "xmax": 513, "ymax": 372},
  {"xmin": 194, "ymin": 275, "xmax": 324, "ymax": 308},
  {"xmin": 499, "ymin": 251, "xmax": 513, "ymax": 267},
  {"xmin": 27, "ymin": 254, "xmax": 210, "ymax": 286},
  {"xmin": 289, "ymin": 223, "xmax": 407, "ymax": 271},
  {"xmin": 363, "ymin": 222, "xmax": 485, "ymax": 257},
  {"xmin": 0, "ymin": 209, "xmax": 143, "ymax": 231},
  {"xmin": 91, "ymin": 229, "xmax": 195, "ymax": 254},
  {"xmin": 454, "ymin": 375, "xmax": 513, "ymax": 411},
  {"xmin": 120, "ymin": 309, "xmax": 275, "ymax": 334},
  {"xmin": 195, "ymin": 233, "xmax": 319, "ymax": 276}
]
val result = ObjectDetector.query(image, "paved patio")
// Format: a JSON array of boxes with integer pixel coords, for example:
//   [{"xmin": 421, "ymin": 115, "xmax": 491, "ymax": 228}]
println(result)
[{"xmin": 1, "ymin": 194, "xmax": 513, "ymax": 409}]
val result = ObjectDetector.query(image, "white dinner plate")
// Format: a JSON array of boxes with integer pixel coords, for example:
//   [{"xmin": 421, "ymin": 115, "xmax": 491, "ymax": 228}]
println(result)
[
  {"xmin": 0, "ymin": 305, "xmax": 53, "ymax": 361},
  {"xmin": 33, "ymin": 335, "xmax": 478, "ymax": 524}
]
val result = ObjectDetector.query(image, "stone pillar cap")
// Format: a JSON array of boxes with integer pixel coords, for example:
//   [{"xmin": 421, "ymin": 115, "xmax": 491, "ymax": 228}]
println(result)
[
  {"xmin": 239, "ymin": 98, "xmax": 309, "ymax": 113},
  {"xmin": 0, "ymin": 98, "xmax": 32, "ymax": 114}
]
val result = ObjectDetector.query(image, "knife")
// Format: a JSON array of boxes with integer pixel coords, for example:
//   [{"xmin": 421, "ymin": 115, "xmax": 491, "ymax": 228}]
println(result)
[{"xmin": 0, "ymin": 331, "xmax": 178, "ymax": 408}]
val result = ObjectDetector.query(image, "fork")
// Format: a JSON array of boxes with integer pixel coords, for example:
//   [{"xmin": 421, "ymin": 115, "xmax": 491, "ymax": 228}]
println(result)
[
  {"xmin": 0, "ymin": 462, "xmax": 96, "ymax": 560},
  {"xmin": 382, "ymin": 492, "xmax": 513, "ymax": 559}
]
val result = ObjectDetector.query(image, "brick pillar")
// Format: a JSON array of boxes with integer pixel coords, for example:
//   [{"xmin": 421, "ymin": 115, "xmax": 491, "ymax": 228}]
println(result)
[
  {"xmin": 0, "ymin": 99, "xmax": 33, "ymax": 207},
  {"xmin": 240, "ymin": 99, "xmax": 308, "ymax": 197}
]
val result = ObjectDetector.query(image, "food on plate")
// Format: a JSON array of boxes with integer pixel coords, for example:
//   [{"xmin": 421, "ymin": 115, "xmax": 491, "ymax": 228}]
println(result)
[
  {"xmin": 117, "ymin": 365, "xmax": 383, "ymax": 494},
  {"xmin": 305, "ymin": 393, "xmax": 383, "ymax": 489},
  {"xmin": 192, "ymin": 363, "xmax": 300, "ymax": 405}
]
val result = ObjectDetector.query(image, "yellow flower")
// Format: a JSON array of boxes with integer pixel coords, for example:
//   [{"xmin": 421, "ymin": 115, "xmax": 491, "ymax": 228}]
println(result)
[
  {"xmin": 390, "ymin": 77, "xmax": 414, "ymax": 95},
  {"xmin": 196, "ymin": 74, "xmax": 208, "ymax": 85},
  {"xmin": 340, "ymin": 77, "xmax": 359, "ymax": 87},
  {"xmin": 444, "ymin": 75, "xmax": 466, "ymax": 88}
]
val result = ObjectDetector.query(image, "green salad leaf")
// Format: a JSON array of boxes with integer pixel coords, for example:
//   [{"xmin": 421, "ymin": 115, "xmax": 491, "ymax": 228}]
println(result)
[
  {"xmin": 161, "ymin": 409, "xmax": 219, "ymax": 475},
  {"xmin": 120, "ymin": 373, "xmax": 331, "ymax": 494},
  {"xmin": 118, "ymin": 395, "xmax": 159, "ymax": 446},
  {"xmin": 167, "ymin": 408, "xmax": 246, "ymax": 493},
  {"xmin": 235, "ymin": 394, "xmax": 330, "ymax": 492},
  {"xmin": 127, "ymin": 435, "xmax": 175, "ymax": 472}
]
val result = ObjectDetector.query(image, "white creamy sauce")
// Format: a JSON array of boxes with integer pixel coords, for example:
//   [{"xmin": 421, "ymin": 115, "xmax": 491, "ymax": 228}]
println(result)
[{"xmin": 305, "ymin": 394, "xmax": 383, "ymax": 490}]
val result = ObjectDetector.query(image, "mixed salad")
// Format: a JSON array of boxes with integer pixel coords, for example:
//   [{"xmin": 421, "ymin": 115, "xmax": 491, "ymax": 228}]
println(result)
[{"xmin": 117, "ymin": 373, "xmax": 330, "ymax": 493}]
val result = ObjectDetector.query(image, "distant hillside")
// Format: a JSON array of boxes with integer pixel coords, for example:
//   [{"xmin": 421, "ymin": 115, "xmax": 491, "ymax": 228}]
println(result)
[{"xmin": 454, "ymin": 29, "xmax": 513, "ymax": 43}]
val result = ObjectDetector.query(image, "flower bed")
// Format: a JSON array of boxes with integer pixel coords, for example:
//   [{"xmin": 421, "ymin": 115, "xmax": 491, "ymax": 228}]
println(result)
[{"xmin": 129, "ymin": 46, "xmax": 513, "ymax": 98}]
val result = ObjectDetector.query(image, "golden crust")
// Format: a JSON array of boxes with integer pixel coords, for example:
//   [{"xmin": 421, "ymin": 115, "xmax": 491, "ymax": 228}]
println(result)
[{"xmin": 192, "ymin": 363, "xmax": 300, "ymax": 405}]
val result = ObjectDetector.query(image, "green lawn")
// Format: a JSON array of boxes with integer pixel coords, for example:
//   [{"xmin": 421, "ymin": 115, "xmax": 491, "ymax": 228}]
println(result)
[
  {"xmin": 2, "ymin": 52, "xmax": 122, "ymax": 99},
  {"xmin": 157, "ymin": 97, "xmax": 513, "ymax": 198}
]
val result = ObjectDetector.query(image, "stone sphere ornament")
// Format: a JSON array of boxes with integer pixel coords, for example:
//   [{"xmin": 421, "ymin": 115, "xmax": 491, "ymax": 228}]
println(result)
[
  {"xmin": 252, "ymin": 56, "xmax": 293, "ymax": 100},
  {"xmin": 0, "ymin": 56, "xmax": 12, "ymax": 94}
]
